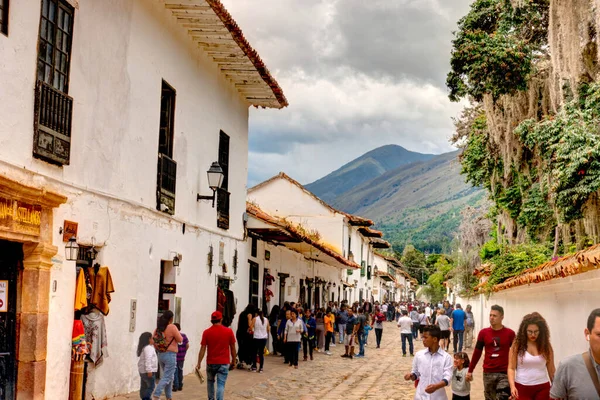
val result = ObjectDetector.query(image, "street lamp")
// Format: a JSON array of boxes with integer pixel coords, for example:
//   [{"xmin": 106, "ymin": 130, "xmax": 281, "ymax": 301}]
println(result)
[
  {"xmin": 197, "ymin": 162, "xmax": 225, "ymax": 207},
  {"xmin": 65, "ymin": 237, "xmax": 79, "ymax": 261}
]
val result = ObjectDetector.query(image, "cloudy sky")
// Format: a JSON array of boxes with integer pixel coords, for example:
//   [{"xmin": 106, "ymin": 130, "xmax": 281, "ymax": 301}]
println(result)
[{"xmin": 222, "ymin": 0, "xmax": 473, "ymax": 186}]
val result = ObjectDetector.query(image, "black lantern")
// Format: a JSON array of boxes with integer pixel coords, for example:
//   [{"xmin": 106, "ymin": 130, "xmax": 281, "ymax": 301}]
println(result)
[
  {"xmin": 65, "ymin": 237, "xmax": 79, "ymax": 261},
  {"xmin": 197, "ymin": 162, "xmax": 225, "ymax": 207}
]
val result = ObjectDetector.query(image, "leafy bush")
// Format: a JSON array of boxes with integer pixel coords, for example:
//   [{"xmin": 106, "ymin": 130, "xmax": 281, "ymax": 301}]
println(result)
[{"xmin": 485, "ymin": 243, "xmax": 551, "ymax": 289}]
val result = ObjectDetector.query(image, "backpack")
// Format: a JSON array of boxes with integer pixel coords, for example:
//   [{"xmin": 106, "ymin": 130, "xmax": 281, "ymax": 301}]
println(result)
[{"xmin": 153, "ymin": 330, "xmax": 174, "ymax": 353}]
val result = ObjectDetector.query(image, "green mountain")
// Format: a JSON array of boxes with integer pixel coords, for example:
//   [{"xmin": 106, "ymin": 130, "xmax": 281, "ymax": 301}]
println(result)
[
  {"xmin": 309, "ymin": 148, "xmax": 483, "ymax": 253},
  {"xmin": 305, "ymin": 145, "xmax": 435, "ymax": 203}
]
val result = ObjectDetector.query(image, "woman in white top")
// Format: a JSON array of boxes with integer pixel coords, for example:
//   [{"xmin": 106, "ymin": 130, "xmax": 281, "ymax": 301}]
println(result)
[
  {"xmin": 250, "ymin": 309, "xmax": 270, "ymax": 373},
  {"xmin": 508, "ymin": 312, "xmax": 556, "ymax": 400}
]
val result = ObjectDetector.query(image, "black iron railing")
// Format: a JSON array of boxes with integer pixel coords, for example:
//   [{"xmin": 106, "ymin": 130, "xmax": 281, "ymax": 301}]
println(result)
[
  {"xmin": 216, "ymin": 188, "xmax": 230, "ymax": 230},
  {"xmin": 157, "ymin": 153, "xmax": 177, "ymax": 214},
  {"xmin": 33, "ymin": 80, "xmax": 73, "ymax": 165}
]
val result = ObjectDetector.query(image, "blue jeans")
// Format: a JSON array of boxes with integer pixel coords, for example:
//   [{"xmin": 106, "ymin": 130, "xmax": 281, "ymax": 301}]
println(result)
[
  {"xmin": 357, "ymin": 332, "xmax": 365, "ymax": 356},
  {"xmin": 206, "ymin": 364, "xmax": 229, "ymax": 400},
  {"xmin": 453, "ymin": 330, "xmax": 465, "ymax": 353},
  {"xmin": 401, "ymin": 333, "xmax": 414, "ymax": 355},
  {"xmin": 338, "ymin": 324, "xmax": 346, "ymax": 343},
  {"xmin": 412, "ymin": 323, "xmax": 420, "ymax": 339},
  {"xmin": 139, "ymin": 372, "xmax": 155, "ymax": 400},
  {"xmin": 173, "ymin": 359, "xmax": 184, "ymax": 390},
  {"xmin": 153, "ymin": 352, "xmax": 176, "ymax": 398}
]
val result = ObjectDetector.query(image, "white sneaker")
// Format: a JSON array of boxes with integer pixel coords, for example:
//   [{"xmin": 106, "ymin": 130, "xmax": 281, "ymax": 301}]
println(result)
[{"xmin": 325, "ymin": 351, "xmax": 332, "ymax": 355}]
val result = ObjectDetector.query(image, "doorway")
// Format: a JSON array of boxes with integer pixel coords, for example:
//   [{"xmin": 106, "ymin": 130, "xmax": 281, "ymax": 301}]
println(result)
[
  {"xmin": 248, "ymin": 261, "xmax": 259, "ymax": 308},
  {"xmin": 0, "ymin": 240, "xmax": 23, "ymax": 400}
]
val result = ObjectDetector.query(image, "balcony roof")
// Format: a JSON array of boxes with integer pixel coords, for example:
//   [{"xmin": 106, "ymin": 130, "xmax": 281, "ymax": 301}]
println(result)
[
  {"xmin": 246, "ymin": 203, "xmax": 361, "ymax": 270},
  {"xmin": 162, "ymin": 0, "xmax": 287, "ymax": 108}
]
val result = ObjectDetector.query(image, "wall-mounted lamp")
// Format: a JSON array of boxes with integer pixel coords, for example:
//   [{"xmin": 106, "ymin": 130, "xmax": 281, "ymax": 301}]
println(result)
[
  {"xmin": 65, "ymin": 237, "xmax": 79, "ymax": 261},
  {"xmin": 197, "ymin": 162, "xmax": 225, "ymax": 207},
  {"xmin": 170, "ymin": 252, "xmax": 181, "ymax": 267}
]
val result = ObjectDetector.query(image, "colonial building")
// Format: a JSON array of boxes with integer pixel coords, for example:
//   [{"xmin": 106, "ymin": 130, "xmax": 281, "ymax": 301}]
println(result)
[
  {"xmin": 0, "ymin": 0, "xmax": 286, "ymax": 398},
  {"xmin": 247, "ymin": 172, "xmax": 391, "ymax": 310}
]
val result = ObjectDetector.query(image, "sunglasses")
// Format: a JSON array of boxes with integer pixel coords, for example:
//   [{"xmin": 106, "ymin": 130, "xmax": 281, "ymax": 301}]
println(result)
[{"xmin": 527, "ymin": 330, "xmax": 540, "ymax": 335}]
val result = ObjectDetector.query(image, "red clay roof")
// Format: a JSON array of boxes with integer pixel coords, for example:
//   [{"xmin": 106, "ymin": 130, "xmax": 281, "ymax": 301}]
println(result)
[
  {"xmin": 493, "ymin": 244, "xmax": 600, "ymax": 292},
  {"xmin": 248, "ymin": 172, "xmax": 374, "ymax": 226},
  {"xmin": 246, "ymin": 202, "xmax": 361, "ymax": 269}
]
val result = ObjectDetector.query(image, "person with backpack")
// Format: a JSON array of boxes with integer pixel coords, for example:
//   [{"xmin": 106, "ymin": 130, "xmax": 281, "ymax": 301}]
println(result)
[
  {"xmin": 152, "ymin": 310, "xmax": 182, "ymax": 400},
  {"xmin": 136, "ymin": 332, "xmax": 158, "ymax": 400},
  {"xmin": 372, "ymin": 306, "xmax": 386, "ymax": 348}
]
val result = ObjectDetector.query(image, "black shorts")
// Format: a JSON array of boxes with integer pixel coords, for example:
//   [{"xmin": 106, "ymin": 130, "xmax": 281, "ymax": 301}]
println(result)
[{"xmin": 441, "ymin": 330, "xmax": 451, "ymax": 339}]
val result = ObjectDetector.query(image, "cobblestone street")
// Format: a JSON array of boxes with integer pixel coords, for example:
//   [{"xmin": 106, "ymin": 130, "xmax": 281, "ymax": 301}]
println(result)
[{"xmin": 114, "ymin": 322, "xmax": 485, "ymax": 400}]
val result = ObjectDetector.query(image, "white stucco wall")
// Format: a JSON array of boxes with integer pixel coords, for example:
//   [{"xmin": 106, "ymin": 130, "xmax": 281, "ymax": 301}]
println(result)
[
  {"xmin": 0, "ymin": 1, "xmax": 257, "ymax": 398},
  {"xmin": 455, "ymin": 269, "xmax": 600, "ymax": 366}
]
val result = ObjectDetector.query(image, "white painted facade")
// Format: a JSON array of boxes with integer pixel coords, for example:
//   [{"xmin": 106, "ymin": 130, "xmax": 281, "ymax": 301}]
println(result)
[
  {"xmin": 455, "ymin": 269, "xmax": 600, "ymax": 366},
  {"xmin": 0, "ymin": 1, "xmax": 283, "ymax": 398},
  {"xmin": 247, "ymin": 174, "xmax": 383, "ymax": 306}
]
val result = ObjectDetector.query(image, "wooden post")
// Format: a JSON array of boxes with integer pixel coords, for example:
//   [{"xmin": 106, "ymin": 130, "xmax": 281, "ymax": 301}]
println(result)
[{"xmin": 68, "ymin": 358, "xmax": 85, "ymax": 400}]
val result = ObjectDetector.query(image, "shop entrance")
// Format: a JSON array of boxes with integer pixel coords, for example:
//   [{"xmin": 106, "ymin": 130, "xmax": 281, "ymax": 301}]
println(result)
[{"xmin": 0, "ymin": 240, "xmax": 22, "ymax": 400}]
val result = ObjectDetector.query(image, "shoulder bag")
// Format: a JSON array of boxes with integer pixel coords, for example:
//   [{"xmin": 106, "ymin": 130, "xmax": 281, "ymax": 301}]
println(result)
[{"xmin": 582, "ymin": 351, "xmax": 600, "ymax": 398}]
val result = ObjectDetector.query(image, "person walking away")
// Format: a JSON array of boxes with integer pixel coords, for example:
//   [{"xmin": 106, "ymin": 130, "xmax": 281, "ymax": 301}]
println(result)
[
  {"xmin": 315, "ymin": 308, "xmax": 325, "ymax": 352},
  {"xmin": 411, "ymin": 308, "xmax": 421, "ymax": 340},
  {"xmin": 426, "ymin": 303, "xmax": 432, "ymax": 320},
  {"xmin": 373, "ymin": 307, "xmax": 386, "ymax": 348},
  {"xmin": 355, "ymin": 308, "xmax": 367, "ymax": 358},
  {"xmin": 404, "ymin": 325, "xmax": 453, "ymax": 400},
  {"xmin": 550, "ymin": 308, "xmax": 600, "ymax": 399},
  {"xmin": 337, "ymin": 305, "xmax": 349, "ymax": 344},
  {"xmin": 172, "ymin": 323, "xmax": 189, "ymax": 392},
  {"xmin": 236, "ymin": 304, "xmax": 256, "ymax": 369},
  {"xmin": 302, "ymin": 309, "xmax": 317, "ymax": 361},
  {"xmin": 452, "ymin": 352, "xmax": 471, "ymax": 400},
  {"xmin": 324, "ymin": 307, "xmax": 334, "ymax": 355},
  {"xmin": 450, "ymin": 304, "xmax": 467, "ymax": 353},
  {"xmin": 419, "ymin": 308, "xmax": 430, "ymax": 338},
  {"xmin": 197, "ymin": 311, "xmax": 237, "ymax": 400},
  {"xmin": 268, "ymin": 305, "xmax": 280, "ymax": 356},
  {"xmin": 465, "ymin": 305, "xmax": 475, "ymax": 350},
  {"xmin": 466, "ymin": 305, "xmax": 515, "ymax": 400},
  {"xmin": 284, "ymin": 309, "xmax": 303, "ymax": 369},
  {"xmin": 137, "ymin": 332, "xmax": 158, "ymax": 400},
  {"xmin": 507, "ymin": 312, "xmax": 554, "ymax": 400},
  {"xmin": 398, "ymin": 310, "xmax": 414, "ymax": 357},
  {"xmin": 152, "ymin": 310, "xmax": 182, "ymax": 400},
  {"xmin": 251, "ymin": 309, "xmax": 270, "ymax": 373},
  {"xmin": 381, "ymin": 303, "xmax": 388, "ymax": 321},
  {"xmin": 436, "ymin": 309, "xmax": 451, "ymax": 352},
  {"xmin": 341, "ymin": 309, "xmax": 357, "ymax": 359}
]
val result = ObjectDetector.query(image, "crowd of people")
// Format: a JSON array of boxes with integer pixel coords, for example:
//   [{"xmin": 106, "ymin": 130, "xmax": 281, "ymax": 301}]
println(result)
[{"xmin": 134, "ymin": 301, "xmax": 600, "ymax": 400}]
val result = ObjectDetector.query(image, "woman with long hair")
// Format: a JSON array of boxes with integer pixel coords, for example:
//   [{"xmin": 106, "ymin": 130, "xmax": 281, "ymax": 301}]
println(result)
[
  {"xmin": 508, "ymin": 312, "xmax": 555, "ymax": 400},
  {"xmin": 152, "ymin": 310, "xmax": 182, "ymax": 400},
  {"xmin": 236, "ymin": 304, "xmax": 256, "ymax": 369},
  {"xmin": 251, "ymin": 309, "xmax": 270, "ymax": 372}
]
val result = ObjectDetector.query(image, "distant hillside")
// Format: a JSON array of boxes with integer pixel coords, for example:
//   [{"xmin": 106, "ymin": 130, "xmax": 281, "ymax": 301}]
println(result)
[
  {"xmin": 305, "ymin": 145, "xmax": 435, "ymax": 203},
  {"xmin": 310, "ymin": 148, "xmax": 483, "ymax": 253}
]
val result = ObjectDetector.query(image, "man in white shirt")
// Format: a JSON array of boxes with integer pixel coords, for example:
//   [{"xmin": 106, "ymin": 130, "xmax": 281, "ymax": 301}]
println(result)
[
  {"xmin": 404, "ymin": 325, "xmax": 453, "ymax": 400},
  {"xmin": 425, "ymin": 304, "xmax": 432, "ymax": 319},
  {"xmin": 397, "ymin": 310, "xmax": 414, "ymax": 356}
]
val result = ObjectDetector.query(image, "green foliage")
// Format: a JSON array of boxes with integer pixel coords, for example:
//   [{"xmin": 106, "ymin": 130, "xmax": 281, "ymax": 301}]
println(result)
[
  {"xmin": 447, "ymin": 0, "xmax": 549, "ymax": 102},
  {"xmin": 480, "ymin": 238, "xmax": 500, "ymax": 260},
  {"xmin": 515, "ymin": 82, "xmax": 600, "ymax": 222},
  {"xmin": 517, "ymin": 183, "xmax": 554, "ymax": 237},
  {"xmin": 459, "ymin": 113, "xmax": 497, "ymax": 189},
  {"xmin": 401, "ymin": 245, "xmax": 427, "ymax": 281},
  {"xmin": 485, "ymin": 243, "xmax": 551, "ymax": 289},
  {"xmin": 423, "ymin": 257, "xmax": 454, "ymax": 304}
]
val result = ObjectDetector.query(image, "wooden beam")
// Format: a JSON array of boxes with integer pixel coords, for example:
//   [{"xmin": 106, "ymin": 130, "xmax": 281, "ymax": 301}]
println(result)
[
  {"xmin": 165, "ymin": 4, "xmax": 212, "ymax": 10},
  {"xmin": 177, "ymin": 17, "xmax": 222, "ymax": 24},
  {"xmin": 171, "ymin": 10, "xmax": 215, "ymax": 17}
]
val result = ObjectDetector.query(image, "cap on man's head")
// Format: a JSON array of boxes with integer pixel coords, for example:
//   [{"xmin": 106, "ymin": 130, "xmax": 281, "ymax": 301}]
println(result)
[{"xmin": 211, "ymin": 311, "xmax": 223, "ymax": 321}]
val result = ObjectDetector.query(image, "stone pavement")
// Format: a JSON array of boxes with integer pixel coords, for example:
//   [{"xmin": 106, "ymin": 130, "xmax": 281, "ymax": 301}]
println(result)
[{"xmin": 113, "ymin": 322, "xmax": 486, "ymax": 399}]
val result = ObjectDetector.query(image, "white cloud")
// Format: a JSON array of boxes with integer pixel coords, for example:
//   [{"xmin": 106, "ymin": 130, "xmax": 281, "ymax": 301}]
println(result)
[{"xmin": 221, "ymin": 0, "xmax": 473, "ymax": 185}]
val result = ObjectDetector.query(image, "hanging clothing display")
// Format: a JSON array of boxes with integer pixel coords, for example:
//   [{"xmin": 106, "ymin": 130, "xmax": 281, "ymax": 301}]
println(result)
[
  {"xmin": 81, "ymin": 310, "xmax": 109, "ymax": 366},
  {"xmin": 86, "ymin": 265, "xmax": 115, "ymax": 315},
  {"xmin": 71, "ymin": 320, "xmax": 88, "ymax": 359},
  {"xmin": 74, "ymin": 269, "xmax": 88, "ymax": 311},
  {"xmin": 217, "ymin": 287, "xmax": 226, "ymax": 314},
  {"xmin": 222, "ymin": 289, "xmax": 236, "ymax": 327}
]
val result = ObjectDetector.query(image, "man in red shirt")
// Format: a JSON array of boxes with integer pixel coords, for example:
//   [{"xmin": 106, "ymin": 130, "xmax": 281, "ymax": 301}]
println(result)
[
  {"xmin": 467, "ymin": 305, "xmax": 515, "ymax": 400},
  {"xmin": 196, "ymin": 311, "xmax": 237, "ymax": 400}
]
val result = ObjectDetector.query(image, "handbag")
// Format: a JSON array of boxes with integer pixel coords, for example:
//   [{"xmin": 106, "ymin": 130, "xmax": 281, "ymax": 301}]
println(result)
[
  {"xmin": 264, "ymin": 347, "xmax": 270, "ymax": 356},
  {"xmin": 582, "ymin": 352, "xmax": 600, "ymax": 397}
]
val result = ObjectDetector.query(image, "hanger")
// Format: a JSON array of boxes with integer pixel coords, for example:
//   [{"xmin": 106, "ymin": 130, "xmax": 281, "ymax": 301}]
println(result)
[{"xmin": 93, "ymin": 262, "xmax": 100, "ymax": 274}]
